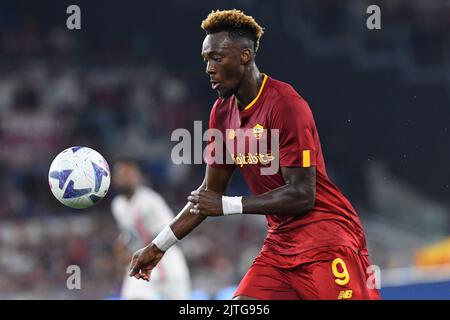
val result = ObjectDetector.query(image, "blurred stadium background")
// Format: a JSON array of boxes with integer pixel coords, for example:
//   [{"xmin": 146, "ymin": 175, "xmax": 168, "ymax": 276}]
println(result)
[{"xmin": 0, "ymin": 0, "xmax": 450, "ymax": 299}]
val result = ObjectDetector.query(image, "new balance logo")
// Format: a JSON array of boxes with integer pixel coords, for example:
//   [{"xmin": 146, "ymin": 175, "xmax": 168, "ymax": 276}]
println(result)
[{"xmin": 337, "ymin": 290, "xmax": 353, "ymax": 300}]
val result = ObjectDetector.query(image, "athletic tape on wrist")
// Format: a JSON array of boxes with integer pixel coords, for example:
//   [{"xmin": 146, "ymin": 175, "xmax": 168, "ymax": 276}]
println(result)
[
  {"xmin": 152, "ymin": 225, "xmax": 178, "ymax": 252},
  {"xmin": 222, "ymin": 196, "xmax": 243, "ymax": 215}
]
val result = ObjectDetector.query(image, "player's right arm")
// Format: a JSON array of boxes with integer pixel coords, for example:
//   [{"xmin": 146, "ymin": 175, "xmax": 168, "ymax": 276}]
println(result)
[{"xmin": 129, "ymin": 165, "xmax": 233, "ymax": 281}]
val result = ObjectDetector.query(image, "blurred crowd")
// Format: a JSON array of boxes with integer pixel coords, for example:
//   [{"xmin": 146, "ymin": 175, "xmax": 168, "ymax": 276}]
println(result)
[
  {"xmin": 0, "ymin": 59, "xmax": 205, "ymax": 218},
  {"xmin": 0, "ymin": 210, "xmax": 266, "ymax": 299},
  {"xmin": 0, "ymin": 215, "xmax": 119, "ymax": 299}
]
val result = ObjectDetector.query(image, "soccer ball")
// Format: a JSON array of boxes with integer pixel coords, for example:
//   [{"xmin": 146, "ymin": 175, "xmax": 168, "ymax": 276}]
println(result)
[{"xmin": 48, "ymin": 146, "xmax": 111, "ymax": 209}]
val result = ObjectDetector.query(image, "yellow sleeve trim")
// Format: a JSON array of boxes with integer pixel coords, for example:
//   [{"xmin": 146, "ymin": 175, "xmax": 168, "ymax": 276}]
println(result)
[
  {"xmin": 302, "ymin": 150, "xmax": 311, "ymax": 167},
  {"xmin": 243, "ymin": 73, "xmax": 268, "ymax": 111}
]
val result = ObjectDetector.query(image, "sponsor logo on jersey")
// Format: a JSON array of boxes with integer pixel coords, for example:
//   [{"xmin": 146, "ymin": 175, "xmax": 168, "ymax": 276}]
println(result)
[
  {"xmin": 232, "ymin": 152, "xmax": 275, "ymax": 167},
  {"xmin": 337, "ymin": 290, "xmax": 353, "ymax": 300}
]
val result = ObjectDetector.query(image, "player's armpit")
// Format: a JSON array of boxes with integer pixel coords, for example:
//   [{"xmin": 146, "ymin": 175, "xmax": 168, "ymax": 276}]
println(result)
[{"xmin": 281, "ymin": 166, "xmax": 316, "ymax": 200}]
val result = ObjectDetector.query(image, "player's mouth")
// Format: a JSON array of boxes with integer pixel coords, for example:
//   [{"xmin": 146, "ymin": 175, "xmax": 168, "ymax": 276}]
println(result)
[{"xmin": 211, "ymin": 81, "xmax": 220, "ymax": 90}]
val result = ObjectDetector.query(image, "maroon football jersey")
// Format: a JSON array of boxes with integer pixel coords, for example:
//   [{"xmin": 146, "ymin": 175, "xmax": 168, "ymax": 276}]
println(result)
[{"xmin": 206, "ymin": 74, "xmax": 368, "ymax": 266}]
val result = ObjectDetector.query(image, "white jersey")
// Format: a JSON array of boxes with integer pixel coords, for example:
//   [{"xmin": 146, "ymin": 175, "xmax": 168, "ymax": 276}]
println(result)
[{"xmin": 111, "ymin": 186, "xmax": 191, "ymax": 300}]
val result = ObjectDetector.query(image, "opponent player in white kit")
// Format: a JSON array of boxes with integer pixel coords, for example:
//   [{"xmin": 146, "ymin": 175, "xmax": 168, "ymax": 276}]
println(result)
[{"xmin": 111, "ymin": 159, "xmax": 191, "ymax": 300}]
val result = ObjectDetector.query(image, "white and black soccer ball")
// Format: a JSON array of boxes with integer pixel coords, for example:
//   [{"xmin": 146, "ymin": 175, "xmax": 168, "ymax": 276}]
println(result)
[{"xmin": 48, "ymin": 146, "xmax": 111, "ymax": 209}]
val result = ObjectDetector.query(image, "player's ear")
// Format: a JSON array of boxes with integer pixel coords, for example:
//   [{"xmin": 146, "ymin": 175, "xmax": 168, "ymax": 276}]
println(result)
[{"xmin": 240, "ymin": 48, "xmax": 252, "ymax": 65}]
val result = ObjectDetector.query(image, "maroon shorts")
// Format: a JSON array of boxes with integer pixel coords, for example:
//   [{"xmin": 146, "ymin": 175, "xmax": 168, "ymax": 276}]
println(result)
[{"xmin": 234, "ymin": 246, "xmax": 381, "ymax": 300}]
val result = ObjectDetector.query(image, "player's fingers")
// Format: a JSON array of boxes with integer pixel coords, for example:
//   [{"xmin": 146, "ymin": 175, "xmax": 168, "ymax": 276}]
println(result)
[
  {"xmin": 135, "ymin": 273, "xmax": 147, "ymax": 281},
  {"xmin": 190, "ymin": 190, "xmax": 199, "ymax": 197},
  {"xmin": 190, "ymin": 193, "xmax": 199, "ymax": 203},
  {"xmin": 129, "ymin": 262, "xmax": 142, "ymax": 277},
  {"xmin": 129, "ymin": 257, "xmax": 136, "ymax": 271},
  {"xmin": 190, "ymin": 203, "xmax": 200, "ymax": 214},
  {"xmin": 129, "ymin": 260, "xmax": 138, "ymax": 273},
  {"xmin": 130, "ymin": 269, "xmax": 140, "ymax": 278},
  {"xmin": 140, "ymin": 267, "xmax": 152, "ymax": 281},
  {"xmin": 129, "ymin": 260, "xmax": 136, "ymax": 272},
  {"xmin": 137, "ymin": 272, "xmax": 146, "ymax": 280},
  {"xmin": 187, "ymin": 195, "xmax": 198, "ymax": 203}
]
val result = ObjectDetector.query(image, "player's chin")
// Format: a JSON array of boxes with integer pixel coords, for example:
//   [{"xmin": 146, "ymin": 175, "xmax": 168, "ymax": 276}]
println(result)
[{"xmin": 217, "ymin": 87, "xmax": 233, "ymax": 98}]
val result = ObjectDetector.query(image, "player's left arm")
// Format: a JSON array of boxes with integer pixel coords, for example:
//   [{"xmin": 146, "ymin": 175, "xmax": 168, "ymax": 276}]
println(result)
[
  {"xmin": 244, "ymin": 166, "xmax": 315, "ymax": 215},
  {"xmin": 188, "ymin": 166, "xmax": 315, "ymax": 217}
]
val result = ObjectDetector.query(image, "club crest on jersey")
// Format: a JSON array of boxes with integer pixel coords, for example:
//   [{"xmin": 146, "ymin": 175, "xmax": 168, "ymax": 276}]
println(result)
[{"xmin": 253, "ymin": 124, "xmax": 264, "ymax": 140}]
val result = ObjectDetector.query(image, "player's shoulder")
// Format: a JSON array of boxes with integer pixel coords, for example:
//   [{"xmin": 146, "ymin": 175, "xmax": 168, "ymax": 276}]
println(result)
[
  {"xmin": 266, "ymin": 76, "xmax": 311, "ymax": 112},
  {"xmin": 137, "ymin": 185, "xmax": 166, "ymax": 202},
  {"xmin": 111, "ymin": 194, "xmax": 124, "ymax": 205},
  {"xmin": 211, "ymin": 96, "xmax": 234, "ymax": 114},
  {"xmin": 266, "ymin": 76, "xmax": 306, "ymax": 104},
  {"xmin": 135, "ymin": 185, "xmax": 156, "ymax": 198},
  {"xmin": 266, "ymin": 76, "xmax": 298, "ymax": 96},
  {"xmin": 209, "ymin": 96, "xmax": 235, "ymax": 128},
  {"xmin": 111, "ymin": 194, "xmax": 126, "ymax": 215}
]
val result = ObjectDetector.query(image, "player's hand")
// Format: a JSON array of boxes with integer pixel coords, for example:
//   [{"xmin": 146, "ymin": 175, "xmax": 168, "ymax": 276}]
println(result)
[
  {"xmin": 188, "ymin": 190, "xmax": 223, "ymax": 216},
  {"xmin": 129, "ymin": 243, "xmax": 164, "ymax": 281}
]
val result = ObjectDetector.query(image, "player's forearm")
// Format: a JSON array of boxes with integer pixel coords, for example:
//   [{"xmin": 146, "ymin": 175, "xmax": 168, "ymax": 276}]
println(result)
[
  {"xmin": 150, "ymin": 201, "xmax": 206, "ymax": 252},
  {"xmin": 242, "ymin": 183, "xmax": 315, "ymax": 216},
  {"xmin": 170, "ymin": 201, "xmax": 207, "ymax": 240},
  {"xmin": 153, "ymin": 181, "xmax": 208, "ymax": 250}
]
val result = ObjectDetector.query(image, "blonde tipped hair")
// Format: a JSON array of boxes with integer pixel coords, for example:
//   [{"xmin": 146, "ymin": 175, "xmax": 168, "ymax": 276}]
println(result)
[{"xmin": 201, "ymin": 9, "xmax": 264, "ymax": 52}]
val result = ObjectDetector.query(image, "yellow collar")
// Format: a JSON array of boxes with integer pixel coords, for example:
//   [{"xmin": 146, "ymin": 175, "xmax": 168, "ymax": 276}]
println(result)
[{"xmin": 243, "ymin": 73, "xmax": 268, "ymax": 111}]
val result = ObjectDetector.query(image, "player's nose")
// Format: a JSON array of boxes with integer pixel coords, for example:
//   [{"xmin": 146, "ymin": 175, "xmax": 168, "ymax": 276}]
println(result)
[{"xmin": 205, "ymin": 61, "xmax": 215, "ymax": 75}]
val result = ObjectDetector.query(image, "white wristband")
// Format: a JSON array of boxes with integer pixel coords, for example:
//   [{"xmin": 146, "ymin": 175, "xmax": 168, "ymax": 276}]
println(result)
[
  {"xmin": 222, "ymin": 196, "xmax": 243, "ymax": 215},
  {"xmin": 152, "ymin": 225, "xmax": 179, "ymax": 252}
]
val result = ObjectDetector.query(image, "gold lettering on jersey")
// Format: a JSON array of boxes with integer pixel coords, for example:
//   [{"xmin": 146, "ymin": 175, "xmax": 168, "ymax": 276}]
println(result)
[
  {"xmin": 232, "ymin": 152, "xmax": 274, "ymax": 167},
  {"xmin": 253, "ymin": 124, "xmax": 264, "ymax": 140},
  {"xmin": 227, "ymin": 129, "xmax": 236, "ymax": 140},
  {"xmin": 250, "ymin": 153, "xmax": 259, "ymax": 164},
  {"xmin": 337, "ymin": 290, "xmax": 353, "ymax": 300}
]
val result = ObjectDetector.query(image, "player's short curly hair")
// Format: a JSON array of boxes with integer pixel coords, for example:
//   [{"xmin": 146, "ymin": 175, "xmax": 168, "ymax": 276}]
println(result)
[{"xmin": 201, "ymin": 9, "xmax": 264, "ymax": 52}]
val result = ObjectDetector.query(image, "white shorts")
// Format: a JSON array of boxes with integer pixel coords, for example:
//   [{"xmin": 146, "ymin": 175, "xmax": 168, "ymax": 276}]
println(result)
[{"xmin": 121, "ymin": 246, "xmax": 191, "ymax": 300}]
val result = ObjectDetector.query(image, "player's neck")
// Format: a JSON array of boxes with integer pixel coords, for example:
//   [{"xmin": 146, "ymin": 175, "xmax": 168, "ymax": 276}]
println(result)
[
  {"xmin": 235, "ymin": 66, "xmax": 262, "ymax": 111},
  {"xmin": 123, "ymin": 186, "xmax": 138, "ymax": 200},
  {"xmin": 124, "ymin": 191, "xmax": 135, "ymax": 200}
]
